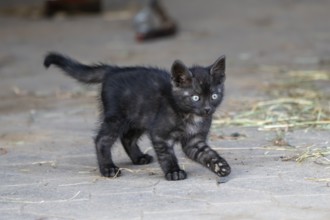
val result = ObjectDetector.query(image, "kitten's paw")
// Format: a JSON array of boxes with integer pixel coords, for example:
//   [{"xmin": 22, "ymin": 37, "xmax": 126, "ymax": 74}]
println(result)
[
  {"xmin": 165, "ymin": 169, "xmax": 187, "ymax": 181},
  {"xmin": 133, "ymin": 154, "xmax": 153, "ymax": 165},
  {"xmin": 100, "ymin": 166, "xmax": 121, "ymax": 178},
  {"xmin": 207, "ymin": 158, "xmax": 231, "ymax": 177}
]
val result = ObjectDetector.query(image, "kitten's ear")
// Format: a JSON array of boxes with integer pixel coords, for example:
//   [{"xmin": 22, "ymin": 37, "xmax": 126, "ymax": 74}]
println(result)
[
  {"xmin": 171, "ymin": 60, "xmax": 192, "ymax": 87},
  {"xmin": 210, "ymin": 55, "xmax": 226, "ymax": 84}
]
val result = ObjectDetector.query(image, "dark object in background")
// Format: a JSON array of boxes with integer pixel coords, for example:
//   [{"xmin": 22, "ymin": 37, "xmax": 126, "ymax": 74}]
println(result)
[
  {"xmin": 133, "ymin": 0, "xmax": 177, "ymax": 42},
  {"xmin": 45, "ymin": 0, "xmax": 101, "ymax": 17}
]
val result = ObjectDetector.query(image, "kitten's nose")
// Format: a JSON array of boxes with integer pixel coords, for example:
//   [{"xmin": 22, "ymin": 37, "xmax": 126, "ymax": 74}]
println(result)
[{"xmin": 204, "ymin": 107, "xmax": 211, "ymax": 114}]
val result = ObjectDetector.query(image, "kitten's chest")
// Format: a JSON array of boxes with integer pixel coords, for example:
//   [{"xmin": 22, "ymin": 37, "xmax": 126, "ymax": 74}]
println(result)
[{"xmin": 182, "ymin": 114, "xmax": 210, "ymax": 136}]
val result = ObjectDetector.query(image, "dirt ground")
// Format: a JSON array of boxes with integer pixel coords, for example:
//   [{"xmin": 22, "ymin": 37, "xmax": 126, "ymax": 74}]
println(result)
[{"xmin": 1, "ymin": 0, "xmax": 330, "ymax": 219}]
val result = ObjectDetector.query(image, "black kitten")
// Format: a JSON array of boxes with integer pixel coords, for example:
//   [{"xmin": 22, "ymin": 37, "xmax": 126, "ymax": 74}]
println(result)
[{"xmin": 44, "ymin": 52, "xmax": 231, "ymax": 181}]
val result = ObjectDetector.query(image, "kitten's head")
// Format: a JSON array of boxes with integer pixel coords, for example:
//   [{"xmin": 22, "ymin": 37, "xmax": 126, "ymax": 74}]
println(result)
[{"xmin": 171, "ymin": 56, "xmax": 226, "ymax": 116}]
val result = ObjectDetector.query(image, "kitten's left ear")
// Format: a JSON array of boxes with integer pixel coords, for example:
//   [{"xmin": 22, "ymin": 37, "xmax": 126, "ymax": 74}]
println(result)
[
  {"xmin": 210, "ymin": 55, "xmax": 226, "ymax": 84},
  {"xmin": 171, "ymin": 60, "xmax": 192, "ymax": 87}
]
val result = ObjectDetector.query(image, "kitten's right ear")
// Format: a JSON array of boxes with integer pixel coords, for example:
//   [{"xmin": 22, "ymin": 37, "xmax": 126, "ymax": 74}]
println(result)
[
  {"xmin": 210, "ymin": 55, "xmax": 226, "ymax": 84},
  {"xmin": 171, "ymin": 60, "xmax": 192, "ymax": 87}
]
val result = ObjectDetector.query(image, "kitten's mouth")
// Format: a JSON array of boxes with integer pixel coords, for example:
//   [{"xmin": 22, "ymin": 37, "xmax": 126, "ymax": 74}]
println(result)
[{"xmin": 198, "ymin": 112, "xmax": 213, "ymax": 117}]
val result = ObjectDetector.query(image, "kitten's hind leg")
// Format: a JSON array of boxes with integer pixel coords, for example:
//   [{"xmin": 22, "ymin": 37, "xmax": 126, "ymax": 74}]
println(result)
[
  {"xmin": 95, "ymin": 121, "xmax": 122, "ymax": 177},
  {"xmin": 120, "ymin": 129, "xmax": 153, "ymax": 165}
]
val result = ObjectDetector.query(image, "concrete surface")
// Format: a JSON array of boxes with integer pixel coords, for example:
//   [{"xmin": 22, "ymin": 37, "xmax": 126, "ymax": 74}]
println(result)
[{"xmin": 1, "ymin": 0, "xmax": 330, "ymax": 219}]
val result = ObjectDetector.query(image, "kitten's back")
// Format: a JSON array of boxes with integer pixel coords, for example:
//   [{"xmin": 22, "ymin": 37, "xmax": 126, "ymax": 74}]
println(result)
[{"xmin": 101, "ymin": 67, "xmax": 175, "ymax": 125}]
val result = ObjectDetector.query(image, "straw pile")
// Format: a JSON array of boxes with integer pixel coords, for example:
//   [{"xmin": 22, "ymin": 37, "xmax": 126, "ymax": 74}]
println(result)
[{"xmin": 214, "ymin": 69, "xmax": 330, "ymax": 130}]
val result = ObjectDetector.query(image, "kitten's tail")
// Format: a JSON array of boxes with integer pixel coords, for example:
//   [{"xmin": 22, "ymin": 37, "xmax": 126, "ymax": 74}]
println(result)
[{"xmin": 44, "ymin": 52, "xmax": 108, "ymax": 83}]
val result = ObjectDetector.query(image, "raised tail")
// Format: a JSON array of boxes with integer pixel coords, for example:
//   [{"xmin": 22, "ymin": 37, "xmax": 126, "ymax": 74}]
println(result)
[{"xmin": 44, "ymin": 52, "xmax": 108, "ymax": 83}]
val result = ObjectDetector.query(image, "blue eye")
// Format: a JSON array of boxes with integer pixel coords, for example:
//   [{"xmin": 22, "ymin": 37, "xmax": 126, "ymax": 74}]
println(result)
[
  {"xmin": 211, "ymin": 94, "xmax": 218, "ymax": 100},
  {"xmin": 191, "ymin": 95, "xmax": 200, "ymax": 102}
]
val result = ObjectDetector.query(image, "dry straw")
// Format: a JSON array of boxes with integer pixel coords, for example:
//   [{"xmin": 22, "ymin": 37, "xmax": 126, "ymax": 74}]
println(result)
[{"xmin": 214, "ymin": 69, "xmax": 330, "ymax": 130}]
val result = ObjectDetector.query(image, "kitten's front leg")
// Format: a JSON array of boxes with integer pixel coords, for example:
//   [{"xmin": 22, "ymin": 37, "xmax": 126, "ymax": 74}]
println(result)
[
  {"xmin": 182, "ymin": 137, "xmax": 231, "ymax": 177},
  {"xmin": 151, "ymin": 136, "xmax": 187, "ymax": 181}
]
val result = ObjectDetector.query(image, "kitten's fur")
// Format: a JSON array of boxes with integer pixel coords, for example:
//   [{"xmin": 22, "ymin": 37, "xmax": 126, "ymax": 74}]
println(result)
[{"xmin": 44, "ymin": 52, "xmax": 231, "ymax": 180}]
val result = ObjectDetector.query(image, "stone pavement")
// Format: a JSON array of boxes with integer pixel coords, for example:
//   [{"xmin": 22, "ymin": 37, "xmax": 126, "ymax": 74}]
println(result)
[{"xmin": 1, "ymin": 0, "xmax": 330, "ymax": 219}]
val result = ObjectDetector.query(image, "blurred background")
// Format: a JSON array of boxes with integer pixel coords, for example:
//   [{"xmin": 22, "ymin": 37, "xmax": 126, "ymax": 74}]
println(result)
[
  {"xmin": 1, "ymin": 0, "xmax": 330, "ymax": 107},
  {"xmin": 1, "ymin": 0, "xmax": 330, "ymax": 135}
]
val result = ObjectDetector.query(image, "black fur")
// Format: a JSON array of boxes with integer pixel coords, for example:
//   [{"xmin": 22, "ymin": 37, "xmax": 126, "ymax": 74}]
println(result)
[
  {"xmin": 44, "ymin": 52, "xmax": 108, "ymax": 83},
  {"xmin": 44, "ymin": 52, "xmax": 231, "ymax": 181}
]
